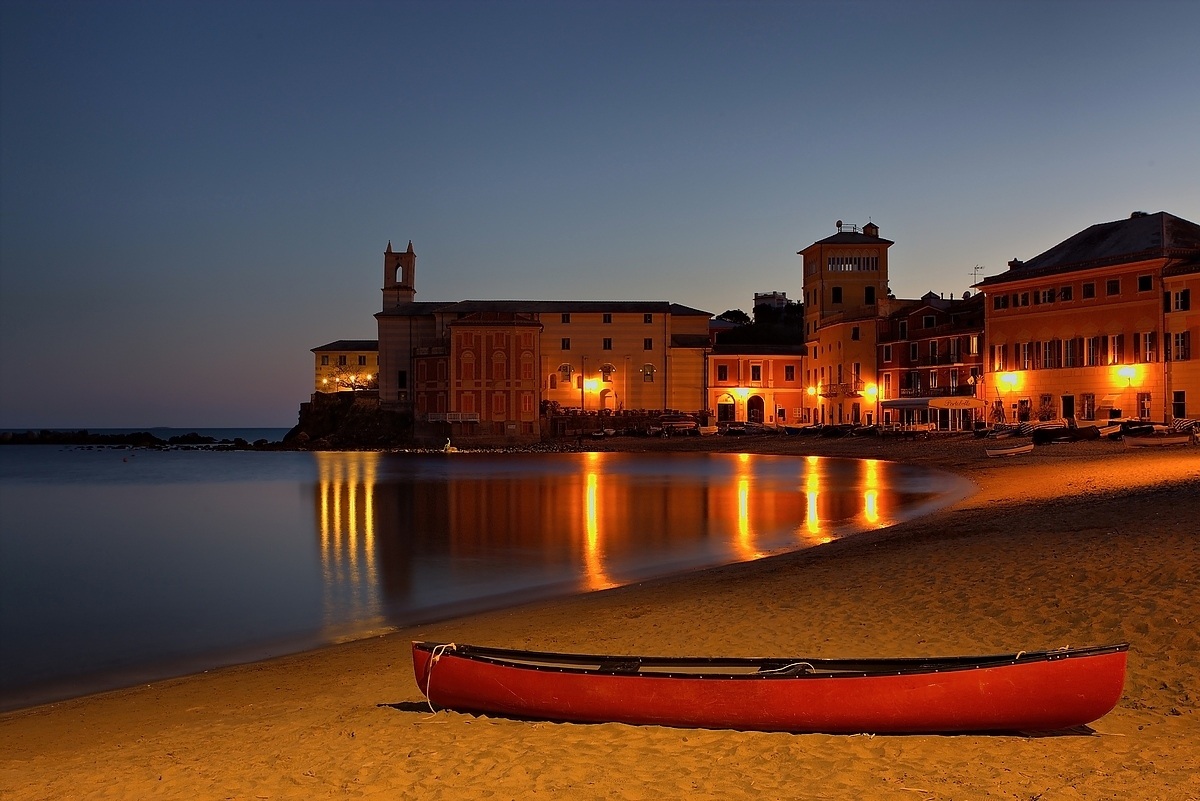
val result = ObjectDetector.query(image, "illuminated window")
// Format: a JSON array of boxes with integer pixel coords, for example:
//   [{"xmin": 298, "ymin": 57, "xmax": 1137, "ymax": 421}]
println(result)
[{"xmin": 1080, "ymin": 393, "xmax": 1096, "ymax": 421}]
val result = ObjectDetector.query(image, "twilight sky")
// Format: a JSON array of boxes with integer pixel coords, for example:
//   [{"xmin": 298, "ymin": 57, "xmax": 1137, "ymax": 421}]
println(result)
[{"xmin": 2, "ymin": 0, "xmax": 1198, "ymax": 427}]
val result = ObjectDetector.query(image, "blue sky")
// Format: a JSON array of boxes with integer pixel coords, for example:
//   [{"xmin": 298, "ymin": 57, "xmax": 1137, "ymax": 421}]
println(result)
[{"xmin": 2, "ymin": 0, "xmax": 1198, "ymax": 427}]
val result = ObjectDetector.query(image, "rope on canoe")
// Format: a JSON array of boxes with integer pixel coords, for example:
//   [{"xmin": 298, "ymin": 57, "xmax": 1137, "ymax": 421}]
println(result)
[
  {"xmin": 756, "ymin": 662, "xmax": 816, "ymax": 676},
  {"xmin": 424, "ymin": 642, "xmax": 457, "ymax": 714}
]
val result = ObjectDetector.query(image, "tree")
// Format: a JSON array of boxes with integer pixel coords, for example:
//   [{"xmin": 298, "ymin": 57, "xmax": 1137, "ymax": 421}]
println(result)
[
  {"xmin": 324, "ymin": 360, "xmax": 378, "ymax": 393},
  {"xmin": 717, "ymin": 309, "xmax": 751, "ymax": 325}
]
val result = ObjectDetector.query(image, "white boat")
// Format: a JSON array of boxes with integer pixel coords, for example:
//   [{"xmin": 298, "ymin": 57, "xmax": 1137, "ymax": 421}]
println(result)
[
  {"xmin": 985, "ymin": 443, "xmax": 1034, "ymax": 458},
  {"xmin": 1096, "ymin": 424, "xmax": 1122, "ymax": 437},
  {"xmin": 1123, "ymin": 435, "xmax": 1192, "ymax": 448}
]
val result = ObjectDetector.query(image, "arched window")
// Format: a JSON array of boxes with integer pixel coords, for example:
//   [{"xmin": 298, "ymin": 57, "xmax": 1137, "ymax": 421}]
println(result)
[
  {"xmin": 491, "ymin": 351, "xmax": 507, "ymax": 381},
  {"xmin": 558, "ymin": 363, "xmax": 573, "ymax": 382},
  {"xmin": 642, "ymin": 363, "xmax": 656, "ymax": 383},
  {"xmin": 600, "ymin": 363, "xmax": 616, "ymax": 382}
]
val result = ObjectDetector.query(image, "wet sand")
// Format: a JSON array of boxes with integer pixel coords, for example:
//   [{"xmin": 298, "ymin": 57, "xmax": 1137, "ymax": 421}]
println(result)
[{"xmin": 2, "ymin": 436, "xmax": 1198, "ymax": 800}]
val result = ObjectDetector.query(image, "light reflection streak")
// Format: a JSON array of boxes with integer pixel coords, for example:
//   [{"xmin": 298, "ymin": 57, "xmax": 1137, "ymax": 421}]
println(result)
[
  {"xmin": 584, "ymin": 470, "xmax": 616, "ymax": 590},
  {"xmin": 314, "ymin": 452, "xmax": 382, "ymax": 637}
]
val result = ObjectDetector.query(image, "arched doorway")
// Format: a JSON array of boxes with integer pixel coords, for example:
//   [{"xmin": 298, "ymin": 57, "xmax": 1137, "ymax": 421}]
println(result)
[
  {"xmin": 748, "ymin": 395, "xmax": 765, "ymax": 423},
  {"xmin": 599, "ymin": 388, "xmax": 615, "ymax": 410},
  {"xmin": 717, "ymin": 393, "xmax": 736, "ymax": 423}
]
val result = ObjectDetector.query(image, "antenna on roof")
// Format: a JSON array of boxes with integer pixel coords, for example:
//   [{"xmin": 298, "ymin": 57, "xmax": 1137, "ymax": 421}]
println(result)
[{"xmin": 969, "ymin": 264, "xmax": 984, "ymax": 284}]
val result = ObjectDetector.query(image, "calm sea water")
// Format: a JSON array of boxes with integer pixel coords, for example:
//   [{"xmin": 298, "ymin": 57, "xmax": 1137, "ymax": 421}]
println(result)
[{"xmin": 0, "ymin": 446, "xmax": 971, "ymax": 710}]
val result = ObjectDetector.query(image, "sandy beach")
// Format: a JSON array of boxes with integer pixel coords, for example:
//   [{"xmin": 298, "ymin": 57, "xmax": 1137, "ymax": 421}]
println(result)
[{"xmin": 2, "ymin": 436, "xmax": 1198, "ymax": 800}]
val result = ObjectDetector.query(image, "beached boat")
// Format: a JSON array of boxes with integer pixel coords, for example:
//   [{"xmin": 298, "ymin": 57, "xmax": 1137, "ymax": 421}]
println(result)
[
  {"xmin": 985, "ymin": 442, "xmax": 1034, "ymax": 458},
  {"xmin": 1097, "ymin": 423, "xmax": 1122, "ymax": 438},
  {"xmin": 412, "ymin": 641, "xmax": 1128, "ymax": 734},
  {"xmin": 1123, "ymin": 434, "xmax": 1192, "ymax": 448}
]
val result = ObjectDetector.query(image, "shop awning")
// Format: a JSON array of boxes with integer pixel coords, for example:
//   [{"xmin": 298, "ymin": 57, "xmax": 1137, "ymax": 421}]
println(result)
[
  {"xmin": 1098, "ymin": 395, "xmax": 1120, "ymax": 409},
  {"xmin": 880, "ymin": 398, "xmax": 933, "ymax": 409}
]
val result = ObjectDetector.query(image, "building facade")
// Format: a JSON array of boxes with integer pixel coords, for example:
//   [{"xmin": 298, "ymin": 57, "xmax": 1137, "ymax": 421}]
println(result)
[
  {"xmin": 707, "ymin": 345, "xmax": 808, "ymax": 426},
  {"xmin": 373, "ymin": 242, "xmax": 712, "ymax": 440},
  {"xmin": 311, "ymin": 340, "xmax": 379, "ymax": 392},
  {"xmin": 976, "ymin": 211, "xmax": 1200, "ymax": 423}
]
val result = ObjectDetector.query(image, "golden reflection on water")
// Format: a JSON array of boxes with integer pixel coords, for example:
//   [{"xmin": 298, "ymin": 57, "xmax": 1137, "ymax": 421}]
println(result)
[
  {"xmin": 316, "ymin": 452, "xmax": 384, "ymax": 638},
  {"xmin": 312, "ymin": 452, "xmax": 911, "ymax": 616}
]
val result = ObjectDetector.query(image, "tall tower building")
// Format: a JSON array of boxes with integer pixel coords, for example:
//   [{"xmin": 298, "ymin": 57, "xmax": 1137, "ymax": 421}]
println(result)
[
  {"xmin": 382, "ymin": 240, "xmax": 417, "ymax": 307},
  {"xmin": 798, "ymin": 221, "xmax": 894, "ymax": 425}
]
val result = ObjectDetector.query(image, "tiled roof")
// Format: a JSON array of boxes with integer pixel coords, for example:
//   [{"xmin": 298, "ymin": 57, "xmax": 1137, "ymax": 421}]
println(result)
[
  {"xmin": 799, "ymin": 231, "xmax": 894, "ymax": 252},
  {"xmin": 312, "ymin": 339, "xmax": 378, "ymax": 352},
  {"xmin": 978, "ymin": 211, "xmax": 1200, "ymax": 287}
]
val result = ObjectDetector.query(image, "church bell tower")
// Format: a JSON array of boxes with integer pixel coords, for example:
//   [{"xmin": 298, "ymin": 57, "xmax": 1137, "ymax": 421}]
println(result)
[{"xmin": 382, "ymin": 240, "xmax": 416, "ymax": 308}]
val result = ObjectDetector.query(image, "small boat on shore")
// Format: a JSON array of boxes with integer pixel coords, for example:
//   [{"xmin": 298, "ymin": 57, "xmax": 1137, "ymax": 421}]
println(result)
[
  {"xmin": 1123, "ymin": 434, "xmax": 1192, "ymax": 448},
  {"xmin": 412, "ymin": 641, "xmax": 1128, "ymax": 734},
  {"xmin": 985, "ymin": 442, "xmax": 1034, "ymax": 458}
]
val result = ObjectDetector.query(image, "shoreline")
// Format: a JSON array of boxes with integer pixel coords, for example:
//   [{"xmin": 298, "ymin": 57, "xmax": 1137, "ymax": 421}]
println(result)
[{"xmin": 2, "ymin": 437, "xmax": 1198, "ymax": 799}]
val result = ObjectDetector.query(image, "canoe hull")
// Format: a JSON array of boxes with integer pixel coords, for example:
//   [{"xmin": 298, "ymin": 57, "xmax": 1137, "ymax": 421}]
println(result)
[
  {"xmin": 986, "ymin": 443, "xmax": 1034, "ymax": 457},
  {"xmin": 1124, "ymin": 435, "xmax": 1191, "ymax": 447},
  {"xmin": 412, "ymin": 642, "xmax": 1127, "ymax": 734}
]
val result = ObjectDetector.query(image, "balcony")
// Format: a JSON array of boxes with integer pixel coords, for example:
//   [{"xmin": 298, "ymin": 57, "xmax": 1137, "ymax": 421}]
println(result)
[
  {"xmin": 897, "ymin": 385, "xmax": 976, "ymax": 399},
  {"xmin": 427, "ymin": 412, "xmax": 481, "ymax": 422},
  {"xmin": 819, "ymin": 380, "xmax": 866, "ymax": 398}
]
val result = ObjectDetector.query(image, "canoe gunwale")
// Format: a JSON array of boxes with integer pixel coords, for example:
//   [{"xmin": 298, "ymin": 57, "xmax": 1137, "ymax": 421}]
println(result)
[{"xmin": 413, "ymin": 641, "xmax": 1129, "ymax": 681}]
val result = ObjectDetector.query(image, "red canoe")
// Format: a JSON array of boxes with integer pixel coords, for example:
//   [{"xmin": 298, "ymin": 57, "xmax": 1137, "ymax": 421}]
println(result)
[{"xmin": 412, "ymin": 641, "xmax": 1128, "ymax": 734}]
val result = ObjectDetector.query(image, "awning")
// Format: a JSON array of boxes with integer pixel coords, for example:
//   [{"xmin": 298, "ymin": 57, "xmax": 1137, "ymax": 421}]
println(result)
[
  {"xmin": 881, "ymin": 398, "xmax": 932, "ymax": 409},
  {"xmin": 1098, "ymin": 395, "xmax": 1120, "ymax": 408}
]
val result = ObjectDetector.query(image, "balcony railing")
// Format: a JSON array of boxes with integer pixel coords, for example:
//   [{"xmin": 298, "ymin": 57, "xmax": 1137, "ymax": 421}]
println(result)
[
  {"xmin": 820, "ymin": 380, "xmax": 866, "ymax": 398},
  {"xmin": 427, "ymin": 412, "xmax": 480, "ymax": 422}
]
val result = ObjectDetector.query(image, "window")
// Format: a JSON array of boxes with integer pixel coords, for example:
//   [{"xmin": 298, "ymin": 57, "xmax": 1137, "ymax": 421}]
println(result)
[
  {"xmin": 1041, "ymin": 341, "xmax": 1055, "ymax": 369},
  {"xmin": 929, "ymin": 371, "xmax": 938, "ymax": 389},
  {"xmin": 602, "ymin": 337, "xmax": 612, "ymax": 350},
  {"xmin": 491, "ymin": 353, "xmax": 507, "ymax": 380},
  {"xmin": 1137, "ymin": 392, "xmax": 1152, "ymax": 420},
  {"xmin": 1083, "ymin": 282, "xmax": 1096, "ymax": 299},
  {"xmin": 644, "ymin": 313, "xmax": 653, "ymax": 324},
  {"xmin": 559, "ymin": 364, "xmax": 572, "ymax": 381},
  {"xmin": 831, "ymin": 286, "xmax": 843, "ymax": 303},
  {"xmin": 1174, "ymin": 390, "xmax": 1187, "ymax": 419},
  {"xmin": 1107, "ymin": 334, "xmax": 1123, "ymax": 364},
  {"xmin": 883, "ymin": 345, "xmax": 893, "ymax": 362},
  {"xmin": 1172, "ymin": 289, "xmax": 1192, "ymax": 311},
  {"xmin": 1040, "ymin": 289, "xmax": 1055, "ymax": 304},
  {"xmin": 600, "ymin": 363, "xmax": 615, "ymax": 382},
  {"xmin": 1020, "ymin": 342, "xmax": 1033, "ymax": 370},
  {"xmin": 549, "ymin": 374, "xmax": 557, "ymax": 389},
  {"xmin": 865, "ymin": 286, "xmax": 876, "ymax": 304},
  {"xmin": 562, "ymin": 313, "xmax": 571, "ymax": 323},
  {"xmin": 851, "ymin": 326, "xmax": 860, "ymax": 341},
  {"xmin": 898, "ymin": 320, "xmax": 908, "ymax": 339},
  {"xmin": 751, "ymin": 364, "xmax": 762, "ymax": 382},
  {"xmin": 642, "ymin": 364, "xmax": 655, "ymax": 382},
  {"xmin": 520, "ymin": 356, "xmax": 534, "ymax": 380},
  {"xmin": 785, "ymin": 365, "xmax": 796, "ymax": 381},
  {"xmin": 338, "ymin": 355, "xmax": 347, "ymax": 366},
  {"xmin": 922, "ymin": 315, "xmax": 935, "ymax": 329},
  {"xmin": 561, "ymin": 338, "xmax": 571, "ymax": 351},
  {"xmin": 521, "ymin": 393, "xmax": 535, "ymax": 414},
  {"xmin": 1173, "ymin": 331, "xmax": 1192, "ymax": 361},
  {"xmin": 969, "ymin": 335, "xmax": 980, "ymax": 355},
  {"xmin": 1060, "ymin": 286, "xmax": 1073, "ymax": 301},
  {"xmin": 492, "ymin": 392, "xmax": 506, "ymax": 417},
  {"xmin": 993, "ymin": 294, "xmax": 1009, "ymax": 310},
  {"xmin": 909, "ymin": 343, "xmax": 918, "ymax": 361},
  {"xmin": 1106, "ymin": 279, "xmax": 1121, "ymax": 296},
  {"xmin": 1136, "ymin": 332, "xmax": 1156, "ymax": 362},
  {"xmin": 603, "ymin": 313, "xmax": 612, "ymax": 324},
  {"xmin": 358, "ymin": 355, "xmax": 367, "ymax": 366},
  {"xmin": 949, "ymin": 368, "xmax": 958, "ymax": 389},
  {"xmin": 1085, "ymin": 337, "xmax": 1101, "ymax": 366},
  {"xmin": 929, "ymin": 341, "xmax": 939, "ymax": 361},
  {"xmin": 1064, "ymin": 338, "xmax": 1077, "ymax": 367},
  {"xmin": 883, "ymin": 373, "xmax": 892, "ymax": 398},
  {"xmin": 1019, "ymin": 292, "xmax": 1030, "ymax": 307},
  {"xmin": 643, "ymin": 338, "xmax": 653, "ymax": 350},
  {"xmin": 1080, "ymin": 393, "xmax": 1096, "ymax": 421},
  {"xmin": 321, "ymin": 355, "xmax": 329, "ymax": 365},
  {"xmin": 1138, "ymin": 275, "xmax": 1153, "ymax": 292},
  {"xmin": 717, "ymin": 364, "xmax": 728, "ymax": 382}
]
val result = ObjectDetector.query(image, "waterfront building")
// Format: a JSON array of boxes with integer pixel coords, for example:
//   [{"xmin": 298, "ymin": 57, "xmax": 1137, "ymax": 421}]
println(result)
[
  {"xmin": 876, "ymin": 292, "xmax": 986, "ymax": 430},
  {"xmin": 799, "ymin": 221, "xmax": 895, "ymax": 426},
  {"xmin": 311, "ymin": 340, "xmax": 379, "ymax": 392},
  {"xmin": 975, "ymin": 211, "xmax": 1200, "ymax": 423},
  {"xmin": 373, "ymin": 241, "xmax": 712, "ymax": 440},
  {"xmin": 707, "ymin": 345, "xmax": 808, "ymax": 426}
]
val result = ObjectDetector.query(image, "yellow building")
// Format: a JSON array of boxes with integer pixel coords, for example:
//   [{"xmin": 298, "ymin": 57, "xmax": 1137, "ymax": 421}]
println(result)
[
  {"xmin": 799, "ymin": 222, "xmax": 894, "ymax": 425},
  {"xmin": 373, "ymin": 242, "xmax": 712, "ymax": 440},
  {"xmin": 976, "ymin": 211, "xmax": 1200, "ymax": 423},
  {"xmin": 311, "ymin": 340, "xmax": 379, "ymax": 393},
  {"xmin": 707, "ymin": 346, "xmax": 807, "ymax": 426}
]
